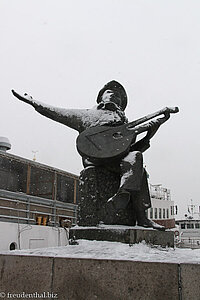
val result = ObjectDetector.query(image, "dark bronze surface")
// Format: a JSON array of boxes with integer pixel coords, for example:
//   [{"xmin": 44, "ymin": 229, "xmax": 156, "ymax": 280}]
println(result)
[{"xmin": 12, "ymin": 81, "xmax": 179, "ymax": 229}]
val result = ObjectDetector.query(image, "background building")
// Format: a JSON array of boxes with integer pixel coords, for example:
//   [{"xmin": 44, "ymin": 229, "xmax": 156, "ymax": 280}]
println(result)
[{"xmin": 146, "ymin": 184, "xmax": 176, "ymax": 229}]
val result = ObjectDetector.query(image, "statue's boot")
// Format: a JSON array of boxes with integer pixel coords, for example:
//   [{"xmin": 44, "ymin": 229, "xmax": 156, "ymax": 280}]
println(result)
[
  {"xmin": 137, "ymin": 216, "xmax": 165, "ymax": 231},
  {"xmin": 107, "ymin": 189, "xmax": 136, "ymax": 226},
  {"xmin": 107, "ymin": 189, "xmax": 131, "ymax": 211},
  {"xmin": 133, "ymin": 192, "xmax": 165, "ymax": 231}
]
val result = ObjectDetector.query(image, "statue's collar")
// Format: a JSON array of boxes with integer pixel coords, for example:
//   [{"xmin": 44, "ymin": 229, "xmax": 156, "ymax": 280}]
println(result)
[{"xmin": 97, "ymin": 101, "xmax": 121, "ymax": 112}]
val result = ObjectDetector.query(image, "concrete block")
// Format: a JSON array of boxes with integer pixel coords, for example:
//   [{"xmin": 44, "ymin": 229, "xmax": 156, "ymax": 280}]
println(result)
[
  {"xmin": 53, "ymin": 257, "xmax": 179, "ymax": 300},
  {"xmin": 134, "ymin": 229, "xmax": 174, "ymax": 247},
  {"xmin": 0, "ymin": 254, "xmax": 53, "ymax": 294},
  {"xmin": 181, "ymin": 263, "xmax": 200, "ymax": 300},
  {"xmin": 70, "ymin": 227, "xmax": 131, "ymax": 243},
  {"xmin": 70, "ymin": 227, "xmax": 174, "ymax": 247}
]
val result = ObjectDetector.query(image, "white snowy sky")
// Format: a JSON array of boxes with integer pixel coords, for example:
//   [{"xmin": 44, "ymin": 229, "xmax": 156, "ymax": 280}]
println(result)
[{"xmin": 0, "ymin": 0, "xmax": 200, "ymax": 218}]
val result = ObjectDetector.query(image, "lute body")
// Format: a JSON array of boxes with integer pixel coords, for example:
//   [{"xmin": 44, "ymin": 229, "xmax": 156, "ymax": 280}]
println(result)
[{"xmin": 77, "ymin": 123, "xmax": 137, "ymax": 161}]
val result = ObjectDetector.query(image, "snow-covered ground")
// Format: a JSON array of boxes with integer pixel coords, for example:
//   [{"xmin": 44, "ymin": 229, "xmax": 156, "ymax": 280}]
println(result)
[{"xmin": 1, "ymin": 240, "xmax": 200, "ymax": 264}]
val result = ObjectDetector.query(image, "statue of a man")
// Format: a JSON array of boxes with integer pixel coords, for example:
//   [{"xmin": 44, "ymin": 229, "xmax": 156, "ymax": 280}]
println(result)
[{"xmin": 12, "ymin": 81, "xmax": 177, "ymax": 230}]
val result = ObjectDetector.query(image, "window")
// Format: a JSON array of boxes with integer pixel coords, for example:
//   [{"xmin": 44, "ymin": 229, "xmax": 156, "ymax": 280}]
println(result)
[
  {"xmin": 170, "ymin": 206, "xmax": 173, "ymax": 216},
  {"xmin": 150, "ymin": 208, "xmax": 153, "ymax": 219},
  {"xmin": 195, "ymin": 223, "xmax": 200, "ymax": 229},
  {"xmin": 186, "ymin": 223, "xmax": 194, "ymax": 229},
  {"xmin": 159, "ymin": 208, "xmax": 162, "ymax": 219},
  {"xmin": 10, "ymin": 242, "xmax": 17, "ymax": 250},
  {"xmin": 29, "ymin": 166, "xmax": 54, "ymax": 199},
  {"xmin": 163, "ymin": 209, "xmax": 166, "ymax": 219},
  {"xmin": 0, "ymin": 157, "xmax": 27, "ymax": 193},
  {"xmin": 181, "ymin": 223, "xmax": 185, "ymax": 229},
  {"xmin": 154, "ymin": 208, "xmax": 158, "ymax": 219},
  {"xmin": 167, "ymin": 209, "xmax": 169, "ymax": 219}
]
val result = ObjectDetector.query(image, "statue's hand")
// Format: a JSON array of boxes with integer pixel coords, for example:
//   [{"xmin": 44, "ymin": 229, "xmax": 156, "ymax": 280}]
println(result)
[{"xmin": 11, "ymin": 90, "xmax": 37, "ymax": 108}]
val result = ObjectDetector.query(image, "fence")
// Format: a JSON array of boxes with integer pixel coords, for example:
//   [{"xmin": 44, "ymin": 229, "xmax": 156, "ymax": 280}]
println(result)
[{"xmin": 0, "ymin": 189, "xmax": 77, "ymax": 226}]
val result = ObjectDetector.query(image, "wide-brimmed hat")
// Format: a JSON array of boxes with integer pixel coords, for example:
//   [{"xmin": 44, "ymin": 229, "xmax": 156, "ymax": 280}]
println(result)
[{"xmin": 96, "ymin": 80, "xmax": 128, "ymax": 111}]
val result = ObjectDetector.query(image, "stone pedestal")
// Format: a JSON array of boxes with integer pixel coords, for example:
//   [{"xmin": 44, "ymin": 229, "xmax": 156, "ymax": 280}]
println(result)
[
  {"xmin": 3, "ymin": 254, "xmax": 200, "ymax": 299},
  {"xmin": 78, "ymin": 166, "xmax": 135, "ymax": 226},
  {"xmin": 70, "ymin": 226, "xmax": 174, "ymax": 247}
]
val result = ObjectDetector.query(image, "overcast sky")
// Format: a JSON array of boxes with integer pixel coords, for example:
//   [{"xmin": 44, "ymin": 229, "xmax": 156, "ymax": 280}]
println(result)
[{"xmin": 1, "ymin": 0, "xmax": 199, "ymax": 218}]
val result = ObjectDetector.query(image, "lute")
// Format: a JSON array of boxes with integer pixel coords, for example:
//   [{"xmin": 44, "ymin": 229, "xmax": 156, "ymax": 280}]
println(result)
[{"xmin": 76, "ymin": 106, "xmax": 179, "ymax": 161}]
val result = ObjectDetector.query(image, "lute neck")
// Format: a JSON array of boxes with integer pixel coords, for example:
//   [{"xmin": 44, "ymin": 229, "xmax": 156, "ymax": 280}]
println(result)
[{"xmin": 127, "ymin": 106, "xmax": 178, "ymax": 130}]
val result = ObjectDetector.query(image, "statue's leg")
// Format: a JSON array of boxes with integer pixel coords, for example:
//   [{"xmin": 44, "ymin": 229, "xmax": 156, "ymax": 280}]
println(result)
[
  {"xmin": 120, "ymin": 151, "xmax": 144, "ymax": 191},
  {"xmin": 108, "ymin": 151, "xmax": 165, "ymax": 230},
  {"xmin": 131, "ymin": 169, "xmax": 165, "ymax": 230},
  {"xmin": 107, "ymin": 151, "xmax": 143, "ymax": 224}
]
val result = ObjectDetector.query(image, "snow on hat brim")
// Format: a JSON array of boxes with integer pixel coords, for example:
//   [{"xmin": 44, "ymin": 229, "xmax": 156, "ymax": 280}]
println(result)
[{"xmin": 96, "ymin": 80, "xmax": 128, "ymax": 111}]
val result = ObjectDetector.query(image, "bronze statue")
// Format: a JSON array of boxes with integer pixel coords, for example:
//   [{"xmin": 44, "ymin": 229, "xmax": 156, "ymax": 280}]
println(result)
[{"xmin": 12, "ymin": 81, "xmax": 179, "ymax": 230}]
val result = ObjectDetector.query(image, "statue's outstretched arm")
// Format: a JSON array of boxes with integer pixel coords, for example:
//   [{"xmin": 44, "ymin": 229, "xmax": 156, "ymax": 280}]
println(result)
[{"xmin": 11, "ymin": 90, "xmax": 85, "ymax": 132}]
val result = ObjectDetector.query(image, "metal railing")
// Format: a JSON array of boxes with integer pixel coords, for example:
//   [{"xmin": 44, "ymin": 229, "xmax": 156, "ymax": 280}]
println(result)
[
  {"xmin": 176, "ymin": 237, "xmax": 200, "ymax": 249},
  {"xmin": 0, "ymin": 189, "xmax": 77, "ymax": 226}
]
